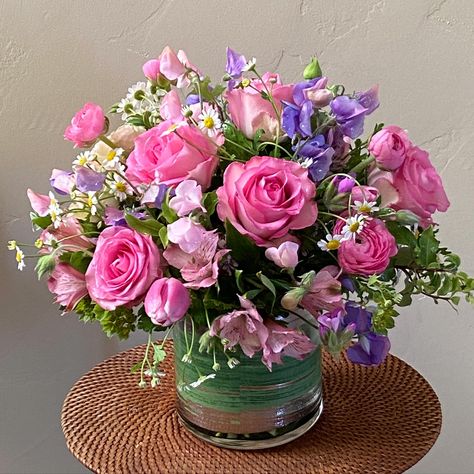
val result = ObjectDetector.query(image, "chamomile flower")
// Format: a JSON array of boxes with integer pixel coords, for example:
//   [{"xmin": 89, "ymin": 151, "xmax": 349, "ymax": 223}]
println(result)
[
  {"xmin": 352, "ymin": 200, "xmax": 379, "ymax": 214},
  {"xmin": 49, "ymin": 205, "xmax": 62, "ymax": 228},
  {"xmin": 102, "ymin": 148, "xmax": 124, "ymax": 170},
  {"xmin": 342, "ymin": 214, "xmax": 367, "ymax": 240},
  {"xmin": 243, "ymin": 57, "xmax": 257, "ymax": 71},
  {"xmin": 181, "ymin": 105, "xmax": 193, "ymax": 118},
  {"xmin": 110, "ymin": 174, "xmax": 133, "ymax": 201},
  {"xmin": 86, "ymin": 192, "xmax": 99, "ymax": 216},
  {"xmin": 7, "ymin": 240, "xmax": 17, "ymax": 251},
  {"xmin": 198, "ymin": 106, "xmax": 222, "ymax": 137},
  {"xmin": 117, "ymin": 98, "xmax": 134, "ymax": 120},
  {"xmin": 34, "ymin": 239, "xmax": 44, "ymax": 249},
  {"xmin": 16, "ymin": 248, "xmax": 25, "ymax": 271},
  {"xmin": 317, "ymin": 234, "xmax": 344, "ymax": 251},
  {"xmin": 73, "ymin": 151, "xmax": 95, "ymax": 168},
  {"xmin": 126, "ymin": 82, "xmax": 147, "ymax": 104}
]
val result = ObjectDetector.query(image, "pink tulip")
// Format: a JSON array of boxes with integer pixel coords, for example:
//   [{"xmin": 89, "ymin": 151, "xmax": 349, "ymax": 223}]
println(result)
[
  {"xmin": 64, "ymin": 102, "xmax": 105, "ymax": 148},
  {"xmin": 144, "ymin": 278, "xmax": 191, "ymax": 326}
]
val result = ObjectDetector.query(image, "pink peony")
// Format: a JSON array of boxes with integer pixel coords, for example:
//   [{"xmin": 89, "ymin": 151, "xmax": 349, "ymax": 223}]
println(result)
[
  {"xmin": 368, "ymin": 146, "xmax": 450, "ymax": 225},
  {"xmin": 368, "ymin": 125, "xmax": 411, "ymax": 171},
  {"xmin": 85, "ymin": 226, "xmax": 162, "ymax": 310},
  {"xmin": 163, "ymin": 227, "xmax": 229, "ymax": 289},
  {"xmin": 264, "ymin": 241, "xmax": 299, "ymax": 269},
  {"xmin": 334, "ymin": 218, "xmax": 398, "ymax": 276},
  {"xmin": 262, "ymin": 321, "xmax": 315, "ymax": 370},
  {"xmin": 169, "ymin": 180, "xmax": 205, "ymax": 217},
  {"xmin": 301, "ymin": 265, "xmax": 343, "ymax": 314},
  {"xmin": 144, "ymin": 278, "xmax": 191, "ymax": 326},
  {"xmin": 226, "ymin": 72, "xmax": 293, "ymax": 139},
  {"xmin": 217, "ymin": 155, "xmax": 317, "ymax": 247},
  {"xmin": 64, "ymin": 102, "xmax": 105, "ymax": 148},
  {"xmin": 125, "ymin": 120, "xmax": 219, "ymax": 189},
  {"xmin": 209, "ymin": 296, "xmax": 269, "ymax": 358},
  {"xmin": 47, "ymin": 263, "xmax": 88, "ymax": 312},
  {"xmin": 27, "ymin": 189, "xmax": 50, "ymax": 216}
]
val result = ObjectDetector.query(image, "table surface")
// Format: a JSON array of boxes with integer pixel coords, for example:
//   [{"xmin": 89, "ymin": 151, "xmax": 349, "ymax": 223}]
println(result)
[{"xmin": 61, "ymin": 342, "xmax": 441, "ymax": 474}]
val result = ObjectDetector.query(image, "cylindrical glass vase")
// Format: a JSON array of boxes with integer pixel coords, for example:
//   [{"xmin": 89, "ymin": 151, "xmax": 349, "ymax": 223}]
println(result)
[{"xmin": 173, "ymin": 320, "xmax": 323, "ymax": 449}]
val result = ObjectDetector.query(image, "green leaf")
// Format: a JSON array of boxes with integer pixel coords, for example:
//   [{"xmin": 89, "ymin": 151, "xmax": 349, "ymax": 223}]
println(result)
[
  {"xmin": 160, "ymin": 196, "xmax": 178, "ymax": 224},
  {"xmin": 153, "ymin": 345, "xmax": 166, "ymax": 364},
  {"xmin": 235, "ymin": 269, "xmax": 244, "ymax": 293},
  {"xmin": 416, "ymin": 227, "xmax": 439, "ymax": 267},
  {"xmin": 59, "ymin": 251, "xmax": 92, "ymax": 274},
  {"xmin": 256, "ymin": 272, "xmax": 277, "ymax": 299},
  {"xmin": 125, "ymin": 214, "xmax": 163, "ymax": 236},
  {"xmin": 130, "ymin": 361, "xmax": 142, "ymax": 373},
  {"xmin": 385, "ymin": 221, "xmax": 418, "ymax": 248},
  {"xmin": 224, "ymin": 219, "xmax": 260, "ymax": 269},
  {"xmin": 35, "ymin": 254, "xmax": 56, "ymax": 280},
  {"xmin": 244, "ymin": 288, "xmax": 263, "ymax": 300},
  {"xmin": 30, "ymin": 212, "xmax": 52, "ymax": 230},
  {"xmin": 203, "ymin": 191, "xmax": 218, "ymax": 216},
  {"xmin": 158, "ymin": 225, "xmax": 169, "ymax": 248}
]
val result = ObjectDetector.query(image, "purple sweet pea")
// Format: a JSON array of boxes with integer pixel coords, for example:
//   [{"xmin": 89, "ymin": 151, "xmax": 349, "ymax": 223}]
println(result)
[
  {"xmin": 141, "ymin": 182, "xmax": 170, "ymax": 209},
  {"xmin": 318, "ymin": 309, "xmax": 356, "ymax": 339},
  {"xmin": 104, "ymin": 207, "xmax": 127, "ymax": 226},
  {"xmin": 292, "ymin": 78, "xmax": 328, "ymax": 106},
  {"xmin": 340, "ymin": 275, "xmax": 356, "ymax": 292},
  {"xmin": 225, "ymin": 47, "xmax": 247, "ymax": 89},
  {"xmin": 295, "ymin": 135, "xmax": 335, "ymax": 182},
  {"xmin": 282, "ymin": 100, "xmax": 313, "ymax": 138},
  {"xmin": 75, "ymin": 167, "xmax": 105, "ymax": 193},
  {"xmin": 50, "ymin": 169, "xmax": 75, "ymax": 195},
  {"xmin": 335, "ymin": 176, "xmax": 355, "ymax": 193},
  {"xmin": 330, "ymin": 96, "xmax": 368, "ymax": 139},
  {"xmin": 344, "ymin": 303, "xmax": 372, "ymax": 334},
  {"xmin": 355, "ymin": 85, "xmax": 379, "ymax": 115},
  {"xmin": 346, "ymin": 332, "xmax": 391, "ymax": 366},
  {"xmin": 186, "ymin": 94, "xmax": 200, "ymax": 105}
]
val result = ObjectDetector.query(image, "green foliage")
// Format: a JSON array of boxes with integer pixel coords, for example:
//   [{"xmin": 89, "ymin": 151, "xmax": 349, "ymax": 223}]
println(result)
[
  {"xmin": 30, "ymin": 212, "xmax": 52, "ymax": 230},
  {"xmin": 222, "ymin": 122, "xmax": 257, "ymax": 160},
  {"xmin": 224, "ymin": 220, "xmax": 260, "ymax": 270},
  {"xmin": 125, "ymin": 213, "xmax": 163, "ymax": 236},
  {"xmin": 158, "ymin": 226, "xmax": 169, "ymax": 248},
  {"xmin": 136, "ymin": 307, "xmax": 166, "ymax": 333},
  {"xmin": 416, "ymin": 227, "xmax": 439, "ymax": 267},
  {"xmin": 59, "ymin": 251, "xmax": 92, "ymax": 274},
  {"xmin": 35, "ymin": 254, "xmax": 56, "ymax": 280},
  {"xmin": 160, "ymin": 192, "xmax": 178, "ymax": 224},
  {"xmin": 203, "ymin": 191, "xmax": 219, "ymax": 216}
]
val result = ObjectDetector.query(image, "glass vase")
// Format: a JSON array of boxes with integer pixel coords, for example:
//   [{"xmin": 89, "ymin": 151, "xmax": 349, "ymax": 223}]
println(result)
[{"xmin": 173, "ymin": 319, "xmax": 323, "ymax": 450}]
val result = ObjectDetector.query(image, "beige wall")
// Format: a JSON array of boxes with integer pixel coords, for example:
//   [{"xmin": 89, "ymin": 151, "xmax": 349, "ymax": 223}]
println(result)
[{"xmin": 1, "ymin": 0, "xmax": 474, "ymax": 472}]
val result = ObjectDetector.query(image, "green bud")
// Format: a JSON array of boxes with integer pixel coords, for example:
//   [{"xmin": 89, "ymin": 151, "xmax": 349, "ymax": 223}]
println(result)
[
  {"xmin": 212, "ymin": 362, "xmax": 221, "ymax": 371},
  {"xmin": 303, "ymin": 57, "xmax": 322, "ymax": 80},
  {"xmin": 281, "ymin": 286, "xmax": 307, "ymax": 310},
  {"xmin": 198, "ymin": 330, "xmax": 212, "ymax": 353},
  {"xmin": 395, "ymin": 210, "xmax": 420, "ymax": 225},
  {"xmin": 134, "ymin": 90, "xmax": 146, "ymax": 101}
]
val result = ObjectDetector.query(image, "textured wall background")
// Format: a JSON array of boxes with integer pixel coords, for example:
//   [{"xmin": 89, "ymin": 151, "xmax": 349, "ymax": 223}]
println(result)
[{"xmin": 1, "ymin": 0, "xmax": 473, "ymax": 472}]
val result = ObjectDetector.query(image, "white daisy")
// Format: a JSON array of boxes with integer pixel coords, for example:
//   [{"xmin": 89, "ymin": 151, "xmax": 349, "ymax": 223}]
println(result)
[
  {"xmin": 126, "ymin": 82, "xmax": 147, "ymax": 104},
  {"xmin": 317, "ymin": 234, "xmax": 344, "ymax": 251},
  {"xmin": 7, "ymin": 240, "xmax": 17, "ymax": 251},
  {"xmin": 243, "ymin": 57, "xmax": 257, "ymax": 71},
  {"xmin": 342, "ymin": 215, "xmax": 367, "ymax": 240},
  {"xmin": 198, "ymin": 106, "xmax": 222, "ymax": 137},
  {"xmin": 86, "ymin": 192, "xmax": 99, "ymax": 216},
  {"xmin": 16, "ymin": 248, "xmax": 25, "ymax": 271},
  {"xmin": 117, "ymin": 98, "xmax": 134, "ymax": 120},
  {"xmin": 352, "ymin": 200, "xmax": 379, "ymax": 214},
  {"xmin": 49, "ymin": 205, "xmax": 62, "ymax": 228},
  {"xmin": 110, "ymin": 174, "xmax": 133, "ymax": 201},
  {"xmin": 102, "ymin": 148, "xmax": 124, "ymax": 170},
  {"xmin": 73, "ymin": 151, "xmax": 95, "ymax": 168}
]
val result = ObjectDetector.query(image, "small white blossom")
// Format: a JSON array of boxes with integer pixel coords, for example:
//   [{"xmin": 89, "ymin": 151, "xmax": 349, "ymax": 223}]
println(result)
[
  {"xmin": 126, "ymin": 82, "xmax": 147, "ymax": 105},
  {"xmin": 15, "ymin": 248, "xmax": 25, "ymax": 271},
  {"xmin": 243, "ymin": 57, "xmax": 257, "ymax": 71},
  {"xmin": 300, "ymin": 158, "xmax": 313, "ymax": 169},
  {"xmin": 342, "ymin": 215, "xmax": 367, "ymax": 240},
  {"xmin": 87, "ymin": 192, "xmax": 99, "ymax": 216},
  {"xmin": 101, "ymin": 148, "xmax": 124, "ymax": 170},
  {"xmin": 317, "ymin": 234, "xmax": 344, "ymax": 251},
  {"xmin": 187, "ymin": 373, "xmax": 216, "ymax": 389},
  {"xmin": 7, "ymin": 240, "xmax": 17, "ymax": 251},
  {"xmin": 73, "ymin": 151, "xmax": 95, "ymax": 168},
  {"xmin": 352, "ymin": 200, "xmax": 379, "ymax": 214},
  {"xmin": 198, "ymin": 106, "xmax": 222, "ymax": 137},
  {"xmin": 110, "ymin": 174, "xmax": 133, "ymax": 201}
]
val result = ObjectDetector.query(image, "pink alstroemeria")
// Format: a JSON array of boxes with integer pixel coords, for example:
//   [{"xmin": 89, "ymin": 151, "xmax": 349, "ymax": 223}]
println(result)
[
  {"xmin": 169, "ymin": 180, "xmax": 205, "ymax": 217},
  {"xmin": 210, "ymin": 296, "xmax": 269, "ymax": 358},
  {"xmin": 27, "ymin": 189, "xmax": 50, "ymax": 216},
  {"xmin": 47, "ymin": 263, "xmax": 88, "ymax": 312},
  {"xmin": 167, "ymin": 217, "xmax": 208, "ymax": 253}
]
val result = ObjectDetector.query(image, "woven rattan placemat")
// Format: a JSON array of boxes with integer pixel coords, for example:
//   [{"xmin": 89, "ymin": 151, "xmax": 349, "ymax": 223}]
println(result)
[{"xmin": 61, "ymin": 342, "xmax": 441, "ymax": 473}]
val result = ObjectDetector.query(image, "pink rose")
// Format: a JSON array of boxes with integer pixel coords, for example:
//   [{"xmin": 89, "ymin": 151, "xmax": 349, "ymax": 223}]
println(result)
[
  {"xmin": 125, "ymin": 120, "xmax": 219, "ymax": 189},
  {"xmin": 47, "ymin": 263, "xmax": 88, "ymax": 312},
  {"xmin": 217, "ymin": 155, "xmax": 317, "ymax": 247},
  {"xmin": 144, "ymin": 278, "xmax": 191, "ymax": 326},
  {"xmin": 262, "ymin": 321, "xmax": 315, "ymax": 371},
  {"xmin": 264, "ymin": 241, "xmax": 299, "ymax": 269},
  {"xmin": 64, "ymin": 102, "xmax": 105, "ymax": 148},
  {"xmin": 368, "ymin": 126, "xmax": 411, "ymax": 171},
  {"xmin": 163, "ymin": 226, "xmax": 229, "ymax": 289},
  {"xmin": 368, "ymin": 146, "xmax": 450, "ymax": 225},
  {"xmin": 334, "ymin": 218, "xmax": 398, "ymax": 276},
  {"xmin": 85, "ymin": 226, "xmax": 162, "ymax": 310},
  {"xmin": 226, "ymin": 72, "xmax": 293, "ymax": 139},
  {"xmin": 27, "ymin": 189, "xmax": 50, "ymax": 216},
  {"xmin": 301, "ymin": 265, "xmax": 343, "ymax": 314},
  {"xmin": 209, "ymin": 296, "xmax": 269, "ymax": 358}
]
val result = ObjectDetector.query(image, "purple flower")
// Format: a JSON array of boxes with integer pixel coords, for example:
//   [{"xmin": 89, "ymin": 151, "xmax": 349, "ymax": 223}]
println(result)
[
  {"xmin": 186, "ymin": 94, "xmax": 200, "ymax": 105},
  {"xmin": 347, "ymin": 332, "xmax": 391, "ymax": 366},
  {"xmin": 330, "ymin": 96, "xmax": 368, "ymax": 139},
  {"xmin": 104, "ymin": 207, "xmax": 126, "ymax": 226},
  {"xmin": 75, "ymin": 167, "xmax": 105, "ymax": 192},
  {"xmin": 340, "ymin": 275, "xmax": 356, "ymax": 292},
  {"xmin": 292, "ymin": 78, "xmax": 327, "ymax": 106},
  {"xmin": 50, "ymin": 169, "xmax": 74, "ymax": 195},
  {"xmin": 225, "ymin": 47, "xmax": 247, "ymax": 89},
  {"xmin": 355, "ymin": 85, "xmax": 379, "ymax": 115},
  {"xmin": 335, "ymin": 176, "xmax": 355, "ymax": 193},
  {"xmin": 296, "ymin": 135, "xmax": 335, "ymax": 182},
  {"xmin": 141, "ymin": 182, "xmax": 170, "ymax": 209},
  {"xmin": 282, "ymin": 100, "xmax": 313, "ymax": 138},
  {"xmin": 344, "ymin": 303, "xmax": 372, "ymax": 334}
]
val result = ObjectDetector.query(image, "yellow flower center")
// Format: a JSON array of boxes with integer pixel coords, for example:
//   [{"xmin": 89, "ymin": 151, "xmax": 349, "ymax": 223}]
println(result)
[
  {"xmin": 15, "ymin": 251, "xmax": 23, "ymax": 263},
  {"xmin": 241, "ymin": 78, "xmax": 251, "ymax": 88},
  {"xmin": 349, "ymin": 222, "xmax": 360, "ymax": 233},
  {"xmin": 87, "ymin": 196, "xmax": 94, "ymax": 207},
  {"xmin": 359, "ymin": 204, "xmax": 371, "ymax": 213},
  {"xmin": 327, "ymin": 239, "xmax": 340, "ymax": 250},
  {"xmin": 203, "ymin": 116, "xmax": 215, "ymax": 129},
  {"xmin": 107, "ymin": 150, "xmax": 117, "ymax": 161},
  {"xmin": 116, "ymin": 182, "xmax": 127, "ymax": 192},
  {"xmin": 34, "ymin": 239, "xmax": 44, "ymax": 249}
]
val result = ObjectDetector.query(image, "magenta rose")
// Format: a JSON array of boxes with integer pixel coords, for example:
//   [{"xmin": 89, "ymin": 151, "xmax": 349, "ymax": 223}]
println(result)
[
  {"xmin": 144, "ymin": 278, "xmax": 191, "ymax": 326},
  {"xmin": 369, "ymin": 146, "xmax": 450, "ymax": 225},
  {"xmin": 64, "ymin": 102, "xmax": 105, "ymax": 148},
  {"xmin": 226, "ymin": 72, "xmax": 293, "ymax": 139},
  {"xmin": 217, "ymin": 155, "xmax": 317, "ymax": 247},
  {"xmin": 334, "ymin": 218, "xmax": 398, "ymax": 276},
  {"xmin": 47, "ymin": 263, "xmax": 88, "ymax": 312},
  {"xmin": 368, "ymin": 125, "xmax": 411, "ymax": 170},
  {"xmin": 125, "ymin": 120, "xmax": 219, "ymax": 189},
  {"xmin": 85, "ymin": 226, "xmax": 162, "ymax": 310}
]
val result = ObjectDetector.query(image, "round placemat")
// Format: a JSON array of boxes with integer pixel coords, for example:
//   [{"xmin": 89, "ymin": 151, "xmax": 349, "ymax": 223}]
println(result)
[{"xmin": 61, "ymin": 342, "xmax": 441, "ymax": 473}]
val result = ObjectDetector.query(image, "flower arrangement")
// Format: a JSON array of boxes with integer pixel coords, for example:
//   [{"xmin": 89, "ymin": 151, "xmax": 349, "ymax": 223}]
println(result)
[{"xmin": 10, "ymin": 46, "xmax": 474, "ymax": 390}]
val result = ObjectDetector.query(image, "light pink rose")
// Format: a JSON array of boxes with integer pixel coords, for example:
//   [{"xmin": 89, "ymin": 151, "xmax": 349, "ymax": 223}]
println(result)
[
  {"xmin": 209, "ymin": 296, "xmax": 269, "ymax": 358},
  {"xmin": 85, "ymin": 226, "xmax": 162, "ymax": 310},
  {"xmin": 301, "ymin": 265, "xmax": 343, "ymax": 314},
  {"xmin": 217, "ymin": 155, "xmax": 317, "ymax": 247},
  {"xmin": 47, "ymin": 263, "xmax": 88, "ymax": 312},
  {"xmin": 125, "ymin": 120, "xmax": 219, "ymax": 189},
  {"xmin": 264, "ymin": 241, "xmax": 299, "ymax": 269},
  {"xmin": 144, "ymin": 277, "xmax": 191, "ymax": 326},
  {"xmin": 350, "ymin": 185, "xmax": 379, "ymax": 204},
  {"xmin": 262, "ymin": 321, "xmax": 315, "ymax": 371},
  {"xmin": 163, "ymin": 228, "xmax": 229, "ymax": 289},
  {"xmin": 41, "ymin": 216, "xmax": 93, "ymax": 255},
  {"xmin": 368, "ymin": 146, "xmax": 450, "ymax": 226},
  {"xmin": 27, "ymin": 189, "xmax": 50, "ymax": 216},
  {"xmin": 169, "ymin": 180, "xmax": 205, "ymax": 217},
  {"xmin": 369, "ymin": 126, "xmax": 411, "ymax": 170},
  {"xmin": 334, "ymin": 218, "xmax": 398, "ymax": 276},
  {"xmin": 226, "ymin": 72, "xmax": 293, "ymax": 139},
  {"xmin": 64, "ymin": 102, "xmax": 105, "ymax": 148}
]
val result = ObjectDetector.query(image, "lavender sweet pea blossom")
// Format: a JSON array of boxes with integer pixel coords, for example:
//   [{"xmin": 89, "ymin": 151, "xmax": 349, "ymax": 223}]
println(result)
[
  {"xmin": 75, "ymin": 167, "xmax": 105, "ymax": 192},
  {"xmin": 355, "ymin": 85, "xmax": 379, "ymax": 115},
  {"xmin": 296, "ymin": 135, "xmax": 335, "ymax": 182},
  {"xmin": 50, "ymin": 169, "xmax": 75, "ymax": 195},
  {"xmin": 330, "ymin": 96, "xmax": 368, "ymax": 139},
  {"xmin": 347, "ymin": 332, "xmax": 391, "ymax": 366},
  {"xmin": 225, "ymin": 47, "xmax": 246, "ymax": 89},
  {"xmin": 282, "ymin": 100, "xmax": 313, "ymax": 138}
]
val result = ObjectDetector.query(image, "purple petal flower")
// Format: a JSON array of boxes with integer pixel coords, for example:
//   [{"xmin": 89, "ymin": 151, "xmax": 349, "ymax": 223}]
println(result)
[
  {"xmin": 330, "ymin": 96, "xmax": 368, "ymax": 139},
  {"xmin": 308, "ymin": 153, "xmax": 333, "ymax": 182},
  {"xmin": 340, "ymin": 275, "xmax": 356, "ymax": 292},
  {"xmin": 141, "ymin": 182, "xmax": 170, "ymax": 209},
  {"xmin": 292, "ymin": 78, "xmax": 326, "ymax": 106},
  {"xmin": 344, "ymin": 303, "xmax": 372, "ymax": 334},
  {"xmin": 75, "ymin": 167, "xmax": 105, "ymax": 193},
  {"xmin": 336, "ymin": 176, "xmax": 355, "ymax": 193},
  {"xmin": 347, "ymin": 332, "xmax": 391, "ymax": 366},
  {"xmin": 282, "ymin": 100, "xmax": 314, "ymax": 139},
  {"xmin": 295, "ymin": 135, "xmax": 335, "ymax": 183},
  {"xmin": 355, "ymin": 85, "xmax": 379, "ymax": 115},
  {"xmin": 50, "ymin": 169, "xmax": 74, "ymax": 195},
  {"xmin": 186, "ymin": 94, "xmax": 200, "ymax": 105},
  {"xmin": 226, "ymin": 47, "xmax": 246, "ymax": 80},
  {"xmin": 104, "ymin": 207, "xmax": 126, "ymax": 226}
]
